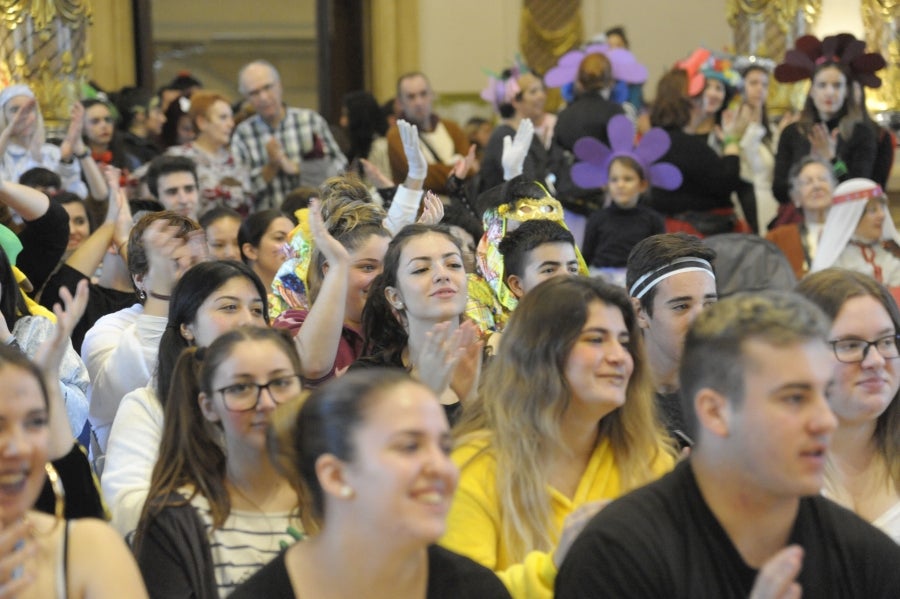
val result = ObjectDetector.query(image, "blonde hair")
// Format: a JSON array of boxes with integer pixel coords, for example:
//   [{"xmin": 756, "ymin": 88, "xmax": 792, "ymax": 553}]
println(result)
[{"xmin": 453, "ymin": 277, "xmax": 674, "ymax": 561}]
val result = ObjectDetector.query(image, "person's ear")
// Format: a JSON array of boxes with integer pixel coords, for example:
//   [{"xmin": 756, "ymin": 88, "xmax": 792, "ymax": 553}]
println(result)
[
  {"xmin": 384, "ymin": 286, "xmax": 405, "ymax": 311},
  {"xmin": 316, "ymin": 454, "xmax": 355, "ymax": 500},
  {"xmin": 632, "ymin": 297, "xmax": 651, "ymax": 330},
  {"xmin": 180, "ymin": 323, "xmax": 195, "ymax": 344},
  {"xmin": 638, "ymin": 179, "xmax": 650, "ymax": 193},
  {"xmin": 694, "ymin": 387, "xmax": 731, "ymax": 438},
  {"xmin": 506, "ymin": 275, "xmax": 525, "ymax": 299},
  {"xmin": 241, "ymin": 242, "xmax": 258, "ymax": 262},
  {"xmin": 198, "ymin": 392, "xmax": 221, "ymax": 423}
]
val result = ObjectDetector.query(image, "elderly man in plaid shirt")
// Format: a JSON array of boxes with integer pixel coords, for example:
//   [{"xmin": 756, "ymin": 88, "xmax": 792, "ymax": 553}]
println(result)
[{"xmin": 232, "ymin": 60, "xmax": 347, "ymax": 210}]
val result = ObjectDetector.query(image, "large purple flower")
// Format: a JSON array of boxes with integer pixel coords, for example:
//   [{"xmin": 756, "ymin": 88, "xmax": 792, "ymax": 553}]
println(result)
[
  {"xmin": 545, "ymin": 44, "xmax": 648, "ymax": 89},
  {"xmin": 571, "ymin": 114, "xmax": 682, "ymax": 190}
]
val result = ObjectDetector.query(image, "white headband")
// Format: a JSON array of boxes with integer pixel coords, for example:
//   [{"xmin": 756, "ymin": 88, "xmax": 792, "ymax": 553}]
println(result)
[{"xmin": 629, "ymin": 257, "xmax": 715, "ymax": 299}]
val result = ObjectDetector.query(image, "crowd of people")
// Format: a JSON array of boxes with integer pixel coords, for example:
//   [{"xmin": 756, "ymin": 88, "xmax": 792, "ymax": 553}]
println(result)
[{"xmin": 0, "ymin": 23, "xmax": 897, "ymax": 599}]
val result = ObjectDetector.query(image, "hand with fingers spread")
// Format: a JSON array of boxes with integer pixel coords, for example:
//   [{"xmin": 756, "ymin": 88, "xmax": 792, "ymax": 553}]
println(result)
[
  {"xmin": 309, "ymin": 198, "xmax": 350, "ymax": 268},
  {"xmin": 399, "ymin": 120, "xmax": 428, "ymax": 181},
  {"xmin": 807, "ymin": 123, "xmax": 837, "ymax": 162},
  {"xmin": 412, "ymin": 321, "xmax": 468, "ymax": 396},
  {"xmin": 749, "ymin": 546, "xmax": 804, "ymax": 599},
  {"xmin": 502, "ymin": 118, "xmax": 534, "ymax": 180},
  {"xmin": 416, "ymin": 191, "xmax": 444, "ymax": 226},
  {"xmin": 34, "ymin": 278, "xmax": 89, "ymax": 373}
]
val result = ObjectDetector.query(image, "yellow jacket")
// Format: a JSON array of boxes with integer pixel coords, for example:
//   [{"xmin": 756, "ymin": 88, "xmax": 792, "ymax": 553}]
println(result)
[{"xmin": 441, "ymin": 436, "xmax": 673, "ymax": 599}]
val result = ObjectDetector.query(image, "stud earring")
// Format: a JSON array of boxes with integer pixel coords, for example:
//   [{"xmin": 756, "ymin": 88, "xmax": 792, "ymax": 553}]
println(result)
[
  {"xmin": 394, "ymin": 301, "xmax": 404, "ymax": 309},
  {"xmin": 340, "ymin": 485, "xmax": 354, "ymax": 498}
]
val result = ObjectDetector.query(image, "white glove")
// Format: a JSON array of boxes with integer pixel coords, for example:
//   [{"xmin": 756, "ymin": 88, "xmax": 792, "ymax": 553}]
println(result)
[
  {"xmin": 502, "ymin": 118, "xmax": 534, "ymax": 180},
  {"xmin": 399, "ymin": 119, "xmax": 428, "ymax": 181}
]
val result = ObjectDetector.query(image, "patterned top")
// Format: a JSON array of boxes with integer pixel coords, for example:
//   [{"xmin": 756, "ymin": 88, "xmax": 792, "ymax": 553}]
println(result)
[
  {"xmin": 231, "ymin": 107, "xmax": 347, "ymax": 210},
  {"xmin": 189, "ymin": 492, "xmax": 300, "ymax": 598},
  {"xmin": 167, "ymin": 143, "xmax": 255, "ymax": 216}
]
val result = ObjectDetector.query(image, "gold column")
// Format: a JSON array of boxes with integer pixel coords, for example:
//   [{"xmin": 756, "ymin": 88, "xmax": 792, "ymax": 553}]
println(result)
[
  {"xmin": 862, "ymin": 0, "xmax": 900, "ymax": 112},
  {"xmin": 369, "ymin": 0, "xmax": 419, "ymax": 102},
  {"xmin": 0, "ymin": 0, "xmax": 93, "ymax": 136},
  {"xmin": 726, "ymin": 0, "xmax": 822, "ymax": 112},
  {"xmin": 519, "ymin": 0, "xmax": 582, "ymax": 76}
]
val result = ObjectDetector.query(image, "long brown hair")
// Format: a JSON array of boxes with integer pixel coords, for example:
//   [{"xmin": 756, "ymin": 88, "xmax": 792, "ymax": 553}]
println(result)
[
  {"xmin": 134, "ymin": 326, "xmax": 302, "ymax": 548},
  {"xmin": 453, "ymin": 276, "xmax": 674, "ymax": 560}
]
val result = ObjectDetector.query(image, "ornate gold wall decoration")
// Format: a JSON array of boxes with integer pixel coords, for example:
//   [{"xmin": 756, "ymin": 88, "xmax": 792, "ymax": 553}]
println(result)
[
  {"xmin": 861, "ymin": 0, "xmax": 900, "ymax": 112},
  {"xmin": 727, "ymin": 0, "xmax": 822, "ymax": 113},
  {"xmin": 0, "ymin": 0, "xmax": 93, "ymax": 135},
  {"xmin": 519, "ymin": 0, "xmax": 582, "ymax": 76}
]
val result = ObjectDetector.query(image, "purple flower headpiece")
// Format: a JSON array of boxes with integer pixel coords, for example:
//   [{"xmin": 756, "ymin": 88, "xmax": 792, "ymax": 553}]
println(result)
[
  {"xmin": 544, "ymin": 44, "xmax": 648, "ymax": 89},
  {"xmin": 571, "ymin": 114, "xmax": 682, "ymax": 190}
]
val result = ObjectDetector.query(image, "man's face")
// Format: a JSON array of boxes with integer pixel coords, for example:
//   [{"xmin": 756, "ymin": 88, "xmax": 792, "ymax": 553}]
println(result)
[
  {"xmin": 398, "ymin": 75, "xmax": 434, "ymax": 127},
  {"xmin": 241, "ymin": 64, "xmax": 283, "ymax": 123},
  {"xmin": 157, "ymin": 171, "xmax": 199, "ymax": 221},
  {"xmin": 640, "ymin": 270, "xmax": 717, "ymax": 367},
  {"xmin": 723, "ymin": 339, "xmax": 837, "ymax": 499},
  {"xmin": 507, "ymin": 242, "xmax": 579, "ymax": 299}
]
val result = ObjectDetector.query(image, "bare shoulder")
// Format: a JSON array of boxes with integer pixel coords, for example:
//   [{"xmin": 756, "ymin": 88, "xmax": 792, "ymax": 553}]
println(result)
[{"xmin": 68, "ymin": 519, "xmax": 149, "ymax": 599}]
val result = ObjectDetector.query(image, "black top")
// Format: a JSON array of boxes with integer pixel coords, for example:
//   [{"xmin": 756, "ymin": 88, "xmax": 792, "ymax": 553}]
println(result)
[
  {"xmin": 39, "ymin": 263, "xmax": 136, "ymax": 354},
  {"xmin": 122, "ymin": 131, "xmax": 163, "ymax": 166},
  {"xmin": 772, "ymin": 117, "xmax": 877, "ymax": 205},
  {"xmin": 645, "ymin": 128, "xmax": 741, "ymax": 215},
  {"xmin": 18, "ymin": 200, "xmax": 68, "ymax": 295},
  {"xmin": 36, "ymin": 443, "xmax": 105, "ymax": 519},
  {"xmin": 230, "ymin": 544, "xmax": 512, "ymax": 599},
  {"xmin": 555, "ymin": 460, "xmax": 900, "ymax": 598},
  {"xmin": 582, "ymin": 201, "xmax": 664, "ymax": 267}
]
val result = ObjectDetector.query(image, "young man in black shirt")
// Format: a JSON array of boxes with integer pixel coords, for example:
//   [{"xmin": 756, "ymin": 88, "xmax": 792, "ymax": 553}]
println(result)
[{"xmin": 556, "ymin": 291, "xmax": 900, "ymax": 598}]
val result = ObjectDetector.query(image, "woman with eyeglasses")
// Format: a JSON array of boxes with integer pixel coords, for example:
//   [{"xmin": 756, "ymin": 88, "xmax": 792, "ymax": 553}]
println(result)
[
  {"xmin": 103, "ymin": 260, "xmax": 269, "ymax": 538},
  {"xmin": 797, "ymin": 268, "xmax": 900, "ymax": 543},
  {"xmin": 133, "ymin": 325, "xmax": 303, "ymax": 598}
]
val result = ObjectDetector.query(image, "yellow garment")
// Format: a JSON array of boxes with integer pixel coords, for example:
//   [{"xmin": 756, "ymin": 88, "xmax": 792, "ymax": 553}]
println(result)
[
  {"xmin": 13, "ymin": 266, "xmax": 54, "ymax": 322},
  {"xmin": 441, "ymin": 436, "xmax": 674, "ymax": 599}
]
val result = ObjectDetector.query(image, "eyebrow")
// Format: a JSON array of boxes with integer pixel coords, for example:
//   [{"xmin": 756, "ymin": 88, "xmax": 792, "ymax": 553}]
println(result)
[
  {"xmin": 835, "ymin": 328, "xmax": 896, "ymax": 339},
  {"xmin": 407, "ymin": 252, "xmax": 460, "ymax": 265}
]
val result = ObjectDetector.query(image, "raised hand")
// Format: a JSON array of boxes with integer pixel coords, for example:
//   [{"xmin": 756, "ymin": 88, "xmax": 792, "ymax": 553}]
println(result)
[
  {"xmin": 807, "ymin": 123, "xmax": 837, "ymax": 162},
  {"xmin": 451, "ymin": 144, "xmax": 478, "ymax": 179},
  {"xmin": 309, "ymin": 198, "xmax": 350, "ymax": 268},
  {"xmin": 416, "ymin": 191, "xmax": 444, "ymax": 225},
  {"xmin": 502, "ymin": 118, "xmax": 534, "ymax": 180},
  {"xmin": 360, "ymin": 158, "xmax": 394, "ymax": 188},
  {"xmin": 399, "ymin": 119, "xmax": 428, "ymax": 181}
]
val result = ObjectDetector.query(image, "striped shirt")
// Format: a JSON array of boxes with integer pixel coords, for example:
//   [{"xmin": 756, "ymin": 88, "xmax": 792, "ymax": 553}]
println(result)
[
  {"xmin": 231, "ymin": 107, "xmax": 347, "ymax": 210},
  {"xmin": 190, "ymin": 493, "xmax": 300, "ymax": 598}
]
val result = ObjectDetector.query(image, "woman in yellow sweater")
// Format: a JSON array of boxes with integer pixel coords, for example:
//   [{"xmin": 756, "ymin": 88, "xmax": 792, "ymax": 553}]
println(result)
[{"xmin": 442, "ymin": 276, "xmax": 676, "ymax": 598}]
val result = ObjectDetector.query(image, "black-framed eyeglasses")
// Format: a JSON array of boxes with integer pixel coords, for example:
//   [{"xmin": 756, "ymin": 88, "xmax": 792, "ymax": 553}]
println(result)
[
  {"xmin": 215, "ymin": 374, "xmax": 302, "ymax": 412},
  {"xmin": 828, "ymin": 334, "xmax": 900, "ymax": 364}
]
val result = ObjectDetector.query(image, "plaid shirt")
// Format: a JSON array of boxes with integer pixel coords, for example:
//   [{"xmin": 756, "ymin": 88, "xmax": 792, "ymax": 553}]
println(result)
[{"xmin": 231, "ymin": 106, "xmax": 347, "ymax": 210}]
